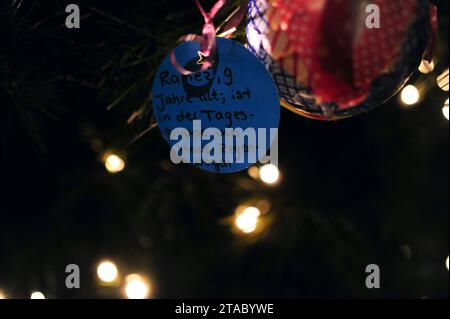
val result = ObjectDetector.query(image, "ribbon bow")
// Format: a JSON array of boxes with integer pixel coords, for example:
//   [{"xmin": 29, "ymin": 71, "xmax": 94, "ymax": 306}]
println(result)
[{"xmin": 170, "ymin": 0, "xmax": 248, "ymax": 75}]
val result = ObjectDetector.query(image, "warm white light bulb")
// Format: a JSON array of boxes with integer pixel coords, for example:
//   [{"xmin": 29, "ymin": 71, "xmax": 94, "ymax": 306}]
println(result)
[
  {"xmin": 30, "ymin": 291, "xmax": 45, "ymax": 299},
  {"xmin": 248, "ymin": 166, "xmax": 260, "ymax": 180},
  {"xmin": 124, "ymin": 274, "xmax": 150, "ymax": 299},
  {"xmin": 418, "ymin": 60, "xmax": 434, "ymax": 74},
  {"xmin": 235, "ymin": 206, "xmax": 261, "ymax": 234},
  {"xmin": 97, "ymin": 260, "xmax": 119, "ymax": 283},
  {"xmin": 259, "ymin": 164, "xmax": 280, "ymax": 185},
  {"xmin": 446, "ymin": 256, "xmax": 449, "ymax": 271},
  {"xmin": 443, "ymin": 99, "xmax": 449, "ymax": 121},
  {"xmin": 400, "ymin": 85, "xmax": 420, "ymax": 106},
  {"xmin": 104, "ymin": 153, "xmax": 125, "ymax": 173}
]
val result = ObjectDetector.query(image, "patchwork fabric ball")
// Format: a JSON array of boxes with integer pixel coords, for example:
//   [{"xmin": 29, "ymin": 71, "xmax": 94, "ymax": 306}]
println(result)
[{"xmin": 247, "ymin": 0, "xmax": 437, "ymax": 120}]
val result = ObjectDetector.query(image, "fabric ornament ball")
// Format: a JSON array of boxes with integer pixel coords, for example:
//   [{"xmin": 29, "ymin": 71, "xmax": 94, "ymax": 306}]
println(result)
[{"xmin": 247, "ymin": 0, "xmax": 437, "ymax": 120}]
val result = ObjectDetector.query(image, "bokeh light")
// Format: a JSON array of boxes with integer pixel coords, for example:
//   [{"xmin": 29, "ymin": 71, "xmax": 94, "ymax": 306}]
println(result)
[
  {"xmin": 30, "ymin": 291, "xmax": 45, "ymax": 299},
  {"xmin": 235, "ymin": 206, "xmax": 261, "ymax": 234},
  {"xmin": 0, "ymin": 290, "xmax": 6, "ymax": 299},
  {"xmin": 124, "ymin": 274, "xmax": 150, "ymax": 299},
  {"xmin": 418, "ymin": 60, "xmax": 434, "ymax": 74},
  {"xmin": 259, "ymin": 164, "xmax": 280, "ymax": 185},
  {"xmin": 400, "ymin": 85, "xmax": 420, "ymax": 106},
  {"xmin": 443, "ymin": 99, "xmax": 449, "ymax": 120},
  {"xmin": 97, "ymin": 260, "xmax": 119, "ymax": 284},
  {"xmin": 446, "ymin": 256, "xmax": 449, "ymax": 271},
  {"xmin": 103, "ymin": 153, "xmax": 126, "ymax": 174},
  {"xmin": 248, "ymin": 166, "xmax": 260, "ymax": 180}
]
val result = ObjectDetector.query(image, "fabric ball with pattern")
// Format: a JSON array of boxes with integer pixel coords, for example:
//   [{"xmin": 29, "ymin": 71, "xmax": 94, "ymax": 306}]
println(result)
[{"xmin": 247, "ymin": 0, "xmax": 437, "ymax": 120}]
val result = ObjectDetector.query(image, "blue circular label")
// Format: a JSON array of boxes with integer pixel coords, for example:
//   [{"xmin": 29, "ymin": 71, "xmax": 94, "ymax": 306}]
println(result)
[{"xmin": 152, "ymin": 37, "xmax": 280, "ymax": 173}]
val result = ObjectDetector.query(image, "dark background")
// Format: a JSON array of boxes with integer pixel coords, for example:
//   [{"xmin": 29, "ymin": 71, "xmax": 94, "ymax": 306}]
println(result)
[{"xmin": 0, "ymin": 0, "xmax": 448, "ymax": 299}]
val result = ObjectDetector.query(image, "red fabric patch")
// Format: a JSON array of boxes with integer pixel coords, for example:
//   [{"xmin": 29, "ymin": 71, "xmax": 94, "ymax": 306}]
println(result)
[{"xmin": 268, "ymin": 0, "xmax": 419, "ymax": 108}]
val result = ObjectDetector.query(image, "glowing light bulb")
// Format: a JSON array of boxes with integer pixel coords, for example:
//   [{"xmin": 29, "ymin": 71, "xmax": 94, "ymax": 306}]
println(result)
[
  {"xmin": 248, "ymin": 166, "xmax": 260, "ymax": 180},
  {"xmin": 124, "ymin": 274, "xmax": 150, "ymax": 299},
  {"xmin": 443, "ymin": 99, "xmax": 449, "ymax": 121},
  {"xmin": 97, "ymin": 260, "xmax": 119, "ymax": 283},
  {"xmin": 259, "ymin": 164, "xmax": 280, "ymax": 185},
  {"xmin": 418, "ymin": 60, "xmax": 434, "ymax": 74},
  {"xmin": 446, "ymin": 256, "xmax": 449, "ymax": 271},
  {"xmin": 235, "ymin": 206, "xmax": 261, "ymax": 234},
  {"xmin": 30, "ymin": 291, "xmax": 45, "ymax": 299},
  {"xmin": 104, "ymin": 153, "xmax": 125, "ymax": 173},
  {"xmin": 400, "ymin": 85, "xmax": 420, "ymax": 106}
]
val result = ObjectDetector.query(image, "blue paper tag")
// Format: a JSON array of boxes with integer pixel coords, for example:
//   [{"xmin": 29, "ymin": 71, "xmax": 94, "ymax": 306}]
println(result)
[{"xmin": 152, "ymin": 37, "xmax": 280, "ymax": 173}]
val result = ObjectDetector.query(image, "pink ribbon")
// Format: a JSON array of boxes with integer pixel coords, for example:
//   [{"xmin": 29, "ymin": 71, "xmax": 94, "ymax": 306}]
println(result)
[{"xmin": 170, "ymin": 0, "xmax": 248, "ymax": 75}]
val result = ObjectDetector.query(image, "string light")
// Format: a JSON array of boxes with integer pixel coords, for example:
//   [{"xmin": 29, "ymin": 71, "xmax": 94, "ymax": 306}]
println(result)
[
  {"xmin": 443, "ymin": 99, "xmax": 449, "ymax": 121},
  {"xmin": 259, "ymin": 164, "xmax": 280, "ymax": 185},
  {"xmin": 248, "ymin": 166, "xmax": 260, "ymax": 180},
  {"xmin": 235, "ymin": 206, "xmax": 261, "ymax": 234},
  {"xmin": 124, "ymin": 274, "xmax": 151, "ymax": 299},
  {"xmin": 30, "ymin": 291, "xmax": 45, "ymax": 299},
  {"xmin": 418, "ymin": 60, "xmax": 434, "ymax": 74},
  {"xmin": 97, "ymin": 260, "xmax": 119, "ymax": 284},
  {"xmin": 103, "ymin": 153, "xmax": 126, "ymax": 174},
  {"xmin": 400, "ymin": 85, "xmax": 420, "ymax": 106}
]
